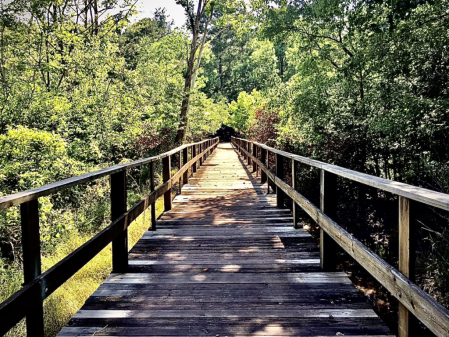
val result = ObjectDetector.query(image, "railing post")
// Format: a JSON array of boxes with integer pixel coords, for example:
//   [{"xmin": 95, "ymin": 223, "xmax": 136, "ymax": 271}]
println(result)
[
  {"xmin": 199, "ymin": 143, "xmax": 203, "ymax": 166},
  {"xmin": 320, "ymin": 169, "xmax": 338, "ymax": 271},
  {"xmin": 261, "ymin": 147, "xmax": 267, "ymax": 184},
  {"xmin": 398, "ymin": 196, "xmax": 415, "ymax": 337},
  {"xmin": 192, "ymin": 145, "xmax": 197, "ymax": 173},
  {"xmin": 111, "ymin": 170, "xmax": 128, "ymax": 273},
  {"xmin": 292, "ymin": 160, "xmax": 301, "ymax": 229},
  {"xmin": 178, "ymin": 151, "xmax": 182, "ymax": 193},
  {"xmin": 252, "ymin": 143, "xmax": 257, "ymax": 173},
  {"xmin": 267, "ymin": 150, "xmax": 271, "ymax": 193},
  {"xmin": 247, "ymin": 141, "xmax": 252, "ymax": 166},
  {"xmin": 149, "ymin": 161, "xmax": 157, "ymax": 230},
  {"xmin": 276, "ymin": 153, "xmax": 285, "ymax": 207},
  {"xmin": 183, "ymin": 147, "xmax": 188, "ymax": 184},
  {"xmin": 163, "ymin": 155, "xmax": 172, "ymax": 211},
  {"xmin": 21, "ymin": 199, "xmax": 44, "ymax": 337}
]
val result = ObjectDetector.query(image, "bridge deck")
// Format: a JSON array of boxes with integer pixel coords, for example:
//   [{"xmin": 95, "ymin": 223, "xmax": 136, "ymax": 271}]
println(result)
[{"xmin": 58, "ymin": 143, "xmax": 392, "ymax": 336}]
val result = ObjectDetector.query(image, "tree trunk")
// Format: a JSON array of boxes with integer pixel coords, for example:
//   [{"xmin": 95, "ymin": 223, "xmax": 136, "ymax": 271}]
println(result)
[{"xmin": 175, "ymin": 1, "xmax": 214, "ymax": 144}]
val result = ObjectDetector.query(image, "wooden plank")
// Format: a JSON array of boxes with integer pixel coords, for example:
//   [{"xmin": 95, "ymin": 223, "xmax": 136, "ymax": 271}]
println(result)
[
  {"xmin": 73, "ymin": 308, "xmax": 378, "ymax": 319},
  {"xmin": 236, "ymin": 139, "xmax": 449, "ymax": 337},
  {"xmin": 56, "ymin": 142, "xmax": 392, "ymax": 337}
]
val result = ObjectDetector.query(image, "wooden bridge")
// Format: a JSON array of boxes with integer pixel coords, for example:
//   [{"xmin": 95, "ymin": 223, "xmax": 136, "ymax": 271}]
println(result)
[{"xmin": 1, "ymin": 138, "xmax": 449, "ymax": 337}]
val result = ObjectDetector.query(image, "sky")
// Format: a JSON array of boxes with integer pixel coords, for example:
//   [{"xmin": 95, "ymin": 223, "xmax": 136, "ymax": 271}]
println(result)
[{"xmin": 133, "ymin": 0, "xmax": 186, "ymax": 27}]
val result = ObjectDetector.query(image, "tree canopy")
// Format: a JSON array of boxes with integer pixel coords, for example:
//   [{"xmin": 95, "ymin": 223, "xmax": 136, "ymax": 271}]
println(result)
[{"xmin": 1, "ymin": 0, "xmax": 449, "ymax": 335}]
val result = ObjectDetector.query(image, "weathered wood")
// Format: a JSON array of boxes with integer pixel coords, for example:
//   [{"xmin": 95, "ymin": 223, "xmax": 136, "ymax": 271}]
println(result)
[
  {"xmin": 320, "ymin": 169, "xmax": 338, "ymax": 271},
  {"xmin": 249, "ymin": 140, "xmax": 449, "ymax": 212},
  {"xmin": 150, "ymin": 161, "xmax": 157, "ymax": 231},
  {"xmin": 20, "ymin": 199, "xmax": 44, "ymax": 337},
  {"xmin": 0, "ymin": 138, "xmax": 216, "ymax": 210},
  {"xmin": 276, "ymin": 153, "xmax": 285, "ymax": 207},
  {"xmin": 162, "ymin": 156, "xmax": 172, "ymax": 211},
  {"xmin": 182, "ymin": 147, "xmax": 188, "ymax": 184},
  {"xmin": 111, "ymin": 171, "xmax": 128, "ymax": 273},
  {"xmin": 192, "ymin": 145, "xmax": 197, "ymax": 173},
  {"xmin": 261, "ymin": 147, "xmax": 267, "ymax": 183},
  {"xmin": 0, "ymin": 138, "xmax": 219, "ymax": 337},
  {"xmin": 58, "ymin": 142, "xmax": 391, "ymax": 337},
  {"xmin": 234, "ymin": 137, "xmax": 449, "ymax": 337},
  {"xmin": 398, "ymin": 196, "xmax": 415, "ymax": 337},
  {"xmin": 252, "ymin": 143, "xmax": 257, "ymax": 172},
  {"xmin": 292, "ymin": 160, "xmax": 301, "ymax": 229},
  {"xmin": 178, "ymin": 151, "xmax": 182, "ymax": 192}
]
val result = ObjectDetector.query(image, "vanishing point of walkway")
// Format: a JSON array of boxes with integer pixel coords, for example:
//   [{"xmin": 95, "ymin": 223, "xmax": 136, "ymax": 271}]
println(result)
[{"xmin": 58, "ymin": 143, "xmax": 392, "ymax": 336}]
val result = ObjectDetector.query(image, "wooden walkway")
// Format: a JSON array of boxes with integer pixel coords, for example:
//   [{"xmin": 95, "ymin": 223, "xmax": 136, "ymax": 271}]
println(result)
[{"xmin": 58, "ymin": 143, "xmax": 392, "ymax": 337}]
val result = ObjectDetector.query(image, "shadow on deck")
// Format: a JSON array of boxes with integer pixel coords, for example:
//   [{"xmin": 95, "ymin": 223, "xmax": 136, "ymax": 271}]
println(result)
[{"xmin": 58, "ymin": 143, "xmax": 392, "ymax": 337}]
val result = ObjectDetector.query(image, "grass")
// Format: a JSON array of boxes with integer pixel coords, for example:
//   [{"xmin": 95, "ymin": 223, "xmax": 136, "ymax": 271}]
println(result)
[{"xmin": 2, "ymin": 197, "xmax": 165, "ymax": 337}]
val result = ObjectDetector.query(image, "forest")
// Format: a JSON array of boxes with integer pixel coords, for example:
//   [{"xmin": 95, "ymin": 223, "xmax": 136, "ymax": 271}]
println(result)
[{"xmin": 0, "ymin": 0, "xmax": 448, "ymax": 336}]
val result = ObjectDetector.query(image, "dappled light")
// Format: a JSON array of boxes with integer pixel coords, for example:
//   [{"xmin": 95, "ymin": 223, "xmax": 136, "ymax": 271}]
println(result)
[{"xmin": 58, "ymin": 143, "xmax": 391, "ymax": 337}]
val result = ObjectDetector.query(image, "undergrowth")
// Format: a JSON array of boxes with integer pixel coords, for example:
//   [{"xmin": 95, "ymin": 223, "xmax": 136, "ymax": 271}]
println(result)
[{"xmin": 1, "ymin": 198, "xmax": 165, "ymax": 337}]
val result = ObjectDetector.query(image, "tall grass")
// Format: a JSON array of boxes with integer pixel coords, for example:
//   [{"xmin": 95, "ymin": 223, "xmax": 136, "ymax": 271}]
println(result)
[{"xmin": 1, "ymin": 198, "xmax": 165, "ymax": 337}]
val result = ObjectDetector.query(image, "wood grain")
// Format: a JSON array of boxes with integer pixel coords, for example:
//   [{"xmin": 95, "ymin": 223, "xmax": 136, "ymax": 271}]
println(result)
[
  {"xmin": 234, "ymin": 137, "xmax": 449, "ymax": 337},
  {"xmin": 57, "ymin": 143, "xmax": 392, "ymax": 337}
]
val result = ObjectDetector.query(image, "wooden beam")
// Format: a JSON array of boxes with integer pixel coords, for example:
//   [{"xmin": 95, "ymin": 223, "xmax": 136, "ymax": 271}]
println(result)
[
  {"xmin": 183, "ymin": 147, "xmax": 188, "ymax": 184},
  {"xmin": 252, "ymin": 143, "xmax": 257, "ymax": 173},
  {"xmin": 192, "ymin": 145, "xmax": 197, "ymax": 173},
  {"xmin": 320, "ymin": 169, "xmax": 338, "ymax": 271},
  {"xmin": 0, "ymin": 138, "xmax": 219, "ymax": 210},
  {"xmin": 237, "ymin": 141, "xmax": 449, "ymax": 337},
  {"xmin": 20, "ymin": 199, "xmax": 44, "ymax": 337},
  {"xmin": 261, "ymin": 148, "xmax": 267, "ymax": 184},
  {"xmin": 276, "ymin": 153, "xmax": 285, "ymax": 207},
  {"xmin": 399, "ymin": 196, "xmax": 415, "ymax": 337},
  {"xmin": 292, "ymin": 160, "xmax": 301, "ymax": 229},
  {"xmin": 111, "ymin": 171, "xmax": 128, "ymax": 273},
  {"xmin": 163, "ymin": 156, "xmax": 172, "ymax": 211},
  {"xmin": 246, "ymin": 139, "xmax": 449, "ymax": 212},
  {"xmin": 150, "ymin": 161, "xmax": 157, "ymax": 231}
]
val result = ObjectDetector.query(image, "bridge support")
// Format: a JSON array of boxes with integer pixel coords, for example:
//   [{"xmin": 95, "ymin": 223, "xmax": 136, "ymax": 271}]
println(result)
[
  {"xmin": 21, "ymin": 199, "xmax": 44, "ymax": 337},
  {"xmin": 149, "ymin": 161, "xmax": 157, "ymax": 230},
  {"xmin": 261, "ymin": 148, "xmax": 267, "ymax": 184},
  {"xmin": 163, "ymin": 156, "xmax": 172, "ymax": 211},
  {"xmin": 292, "ymin": 160, "xmax": 301, "ymax": 229},
  {"xmin": 252, "ymin": 143, "xmax": 257, "ymax": 173},
  {"xmin": 276, "ymin": 153, "xmax": 285, "ymax": 207},
  {"xmin": 183, "ymin": 148, "xmax": 188, "ymax": 185},
  {"xmin": 111, "ymin": 170, "xmax": 128, "ymax": 273},
  {"xmin": 320, "ymin": 170, "xmax": 338, "ymax": 271},
  {"xmin": 398, "ymin": 196, "xmax": 415, "ymax": 337}
]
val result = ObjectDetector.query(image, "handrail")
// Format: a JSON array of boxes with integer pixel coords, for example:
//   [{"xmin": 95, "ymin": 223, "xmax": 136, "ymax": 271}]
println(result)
[
  {"xmin": 0, "ymin": 139, "xmax": 215, "ymax": 210},
  {"xmin": 252, "ymin": 141, "xmax": 449, "ymax": 211},
  {"xmin": 231, "ymin": 136, "xmax": 449, "ymax": 337},
  {"xmin": 0, "ymin": 137, "xmax": 219, "ymax": 337}
]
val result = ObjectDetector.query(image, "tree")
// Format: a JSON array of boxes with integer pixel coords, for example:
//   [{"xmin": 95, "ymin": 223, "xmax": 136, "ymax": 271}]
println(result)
[{"xmin": 175, "ymin": 0, "xmax": 215, "ymax": 144}]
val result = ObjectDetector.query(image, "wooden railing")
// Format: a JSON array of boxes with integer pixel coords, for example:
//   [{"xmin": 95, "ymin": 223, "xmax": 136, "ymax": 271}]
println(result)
[
  {"xmin": 231, "ymin": 136, "xmax": 449, "ymax": 337},
  {"xmin": 0, "ymin": 137, "xmax": 219, "ymax": 337}
]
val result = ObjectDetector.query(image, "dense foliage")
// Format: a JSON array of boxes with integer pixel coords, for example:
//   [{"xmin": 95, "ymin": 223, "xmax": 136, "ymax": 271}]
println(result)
[
  {"xmin": 1, "ymin": 0, "xmax": 449, "ymax": 335},
  {"xmin": 0, "ymin": 2, "xmax": 228, "ymax": 335},
  {"xmin": 205, "ymin": 0, "xmax": 449, "ymax": 333}
]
